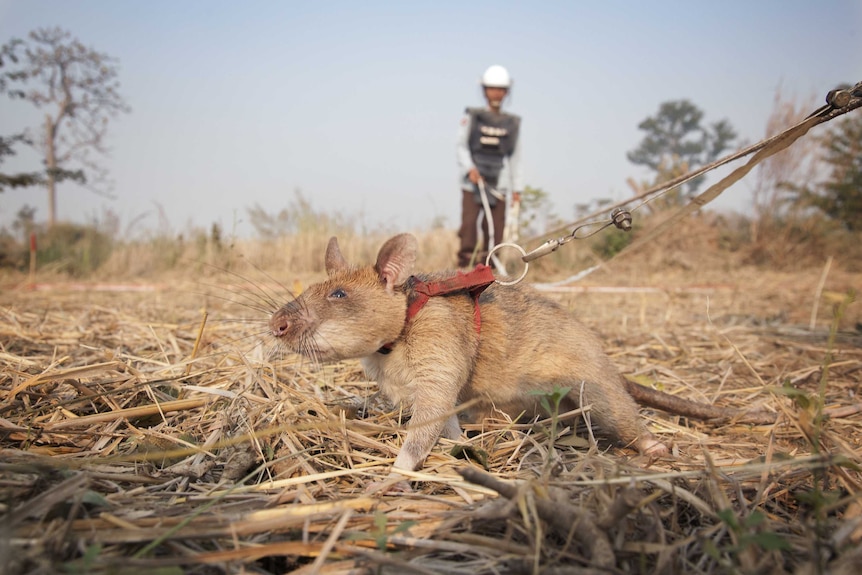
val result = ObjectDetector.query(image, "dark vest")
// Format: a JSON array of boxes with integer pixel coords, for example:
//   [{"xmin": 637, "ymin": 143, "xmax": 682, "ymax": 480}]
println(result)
[{"xmin": 466, "ymin": 107, "xmax": 520, "ymax": 186}]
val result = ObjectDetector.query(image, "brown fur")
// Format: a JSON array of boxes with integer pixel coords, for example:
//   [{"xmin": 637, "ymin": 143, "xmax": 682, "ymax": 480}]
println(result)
[{"xmin": 270, "ymin": 234, "xmax": 712, "ymax": 473}]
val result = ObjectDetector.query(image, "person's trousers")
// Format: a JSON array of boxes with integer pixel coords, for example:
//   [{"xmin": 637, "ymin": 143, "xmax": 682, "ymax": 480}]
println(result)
[{"xmin": 457, "ymin": 190, "xmax": 506, "ymax": 268}]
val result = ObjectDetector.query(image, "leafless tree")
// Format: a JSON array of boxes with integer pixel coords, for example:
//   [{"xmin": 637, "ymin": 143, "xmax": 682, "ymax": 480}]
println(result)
[
  {"xmin": 1, "ymin": 27, "xmax": 130, "ymax": 226},
  {"xmin": 749, "ymin": 88, "xmax": 819, "ymax": 243}
]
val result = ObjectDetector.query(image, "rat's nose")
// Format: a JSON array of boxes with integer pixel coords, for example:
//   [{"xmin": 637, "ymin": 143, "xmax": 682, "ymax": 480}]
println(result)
[{"xmin": 270, "ymin": 313, "xmax": 291, "ymax": 337}]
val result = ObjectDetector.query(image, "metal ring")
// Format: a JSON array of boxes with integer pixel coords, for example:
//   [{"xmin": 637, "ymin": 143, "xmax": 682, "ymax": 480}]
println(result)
[{"xmin": 486, "ymin": 243, "xmax": 529, "ymax": 285}]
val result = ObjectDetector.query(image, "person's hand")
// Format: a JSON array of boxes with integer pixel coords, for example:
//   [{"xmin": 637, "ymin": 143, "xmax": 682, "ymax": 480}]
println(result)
[{"xmin": 467, "ymin": 168, "xmax": 481, "ymax": 184}]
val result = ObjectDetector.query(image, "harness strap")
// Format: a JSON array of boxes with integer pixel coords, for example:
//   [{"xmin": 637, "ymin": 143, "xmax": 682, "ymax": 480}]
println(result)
[{"xmin": 378, "ymin": 264, "xmax": 496, "ymax": 354}]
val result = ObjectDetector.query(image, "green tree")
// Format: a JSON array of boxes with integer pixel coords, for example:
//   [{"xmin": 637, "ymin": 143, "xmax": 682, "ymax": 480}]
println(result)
[
  {"xmin": 791, "ymin": 113, "xmax": 862, "ymax": 231},
  {"xmin": 627, "ymin": 99, "xmax": 737, "ymax": 199},
  {"xmin": 1, "ymin": 27, "xmax": 130, "ymax": 227}
]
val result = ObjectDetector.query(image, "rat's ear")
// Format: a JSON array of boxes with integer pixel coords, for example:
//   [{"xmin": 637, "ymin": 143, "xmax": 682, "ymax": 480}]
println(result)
[
  {"xmin": 375, "ymin": 234, "xmax": 417, "ymax": 291},
  {"xmin": 325, "ymin": 237, "xmax": 348, "ymax": 276}
]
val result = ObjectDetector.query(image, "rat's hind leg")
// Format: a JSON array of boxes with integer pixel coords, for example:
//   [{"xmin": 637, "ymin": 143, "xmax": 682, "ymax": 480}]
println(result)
[{"xmin": 567, "ymin": 378, "xmax": 668, "ymax": 457}]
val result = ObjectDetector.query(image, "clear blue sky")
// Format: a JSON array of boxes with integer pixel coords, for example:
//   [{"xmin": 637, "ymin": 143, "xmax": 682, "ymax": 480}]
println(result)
[{"xmin": 1, "ymin": 1, "xmax": 859, "ymax": 237}]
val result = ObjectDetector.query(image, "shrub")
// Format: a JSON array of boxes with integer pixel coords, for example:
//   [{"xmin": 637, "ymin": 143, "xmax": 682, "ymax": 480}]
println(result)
[{"xmin": 36, "ymin": 222, "xmax": 114, "ymax": 276}]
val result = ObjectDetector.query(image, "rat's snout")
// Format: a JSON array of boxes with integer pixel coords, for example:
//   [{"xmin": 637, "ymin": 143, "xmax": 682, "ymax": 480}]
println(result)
[
  {"xmin": 269, "ymin": 302, "xmax": 299, "ymax": 338},
  {"xmin": 269, "ymin": 301, "xmax": 317, "ymax": 340},
  {"xmin": 269, "ymin": 311, "xmax": 292, "ymax": 338}
]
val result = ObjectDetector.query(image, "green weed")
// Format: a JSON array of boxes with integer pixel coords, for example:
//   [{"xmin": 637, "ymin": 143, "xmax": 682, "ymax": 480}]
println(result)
[{"xmin": 529, "ymin": 384, "xmax": 572, "ymax": 468}]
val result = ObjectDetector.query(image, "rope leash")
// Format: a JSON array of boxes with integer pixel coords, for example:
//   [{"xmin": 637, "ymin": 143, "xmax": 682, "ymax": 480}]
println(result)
[
  {"xmin": 488, "ymin": 81, "xmax": 862, "ymax": 285},
  {"xmin": 476, "ymin": 179, "xmax": 506, "ymax": 272}
]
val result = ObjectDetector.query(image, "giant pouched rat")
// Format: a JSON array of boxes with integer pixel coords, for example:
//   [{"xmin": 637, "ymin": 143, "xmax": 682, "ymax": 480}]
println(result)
[{"xmin": 269, "ymin": 234, "xmax": 774, "ymax": 475}]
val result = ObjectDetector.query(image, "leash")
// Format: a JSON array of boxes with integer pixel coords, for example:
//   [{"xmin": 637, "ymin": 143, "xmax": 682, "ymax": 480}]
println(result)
[
  {"xmin": 486, "ymin": 81, "xmax": 862, "ymax": 285},
  {"xmin": 476, "ymin": 179, "xmax": 506, "ymax": 272},
  {"xmin": 378, "ymin": 264, "xmax": 497, "ymax": 354}
]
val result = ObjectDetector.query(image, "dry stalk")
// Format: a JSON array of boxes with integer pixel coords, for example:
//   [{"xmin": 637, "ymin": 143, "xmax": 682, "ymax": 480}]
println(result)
[{"xmin": 2, "ymin": 258, "xmax": 861, "ymax": 574}]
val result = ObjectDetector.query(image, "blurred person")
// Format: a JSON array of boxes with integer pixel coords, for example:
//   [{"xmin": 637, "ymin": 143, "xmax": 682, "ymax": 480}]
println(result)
[{"xmin": 456, "ymin": 64, "xmax": 523, "ymax": 268}]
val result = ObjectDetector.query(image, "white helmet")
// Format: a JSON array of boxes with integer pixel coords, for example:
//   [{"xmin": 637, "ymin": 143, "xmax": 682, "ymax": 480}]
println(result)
[{"xmin": 481, "ymin": 65, "xmax": 511, "ymax": 89}]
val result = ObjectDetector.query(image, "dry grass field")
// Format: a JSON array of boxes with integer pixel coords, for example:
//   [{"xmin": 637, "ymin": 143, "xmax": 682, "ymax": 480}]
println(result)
[{"xmin": 2, "ymin": 227, "xmax": 861, "ymax": 574}]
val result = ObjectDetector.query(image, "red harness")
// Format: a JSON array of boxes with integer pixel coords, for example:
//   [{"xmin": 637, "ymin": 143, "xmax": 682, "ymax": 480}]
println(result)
[{"xmin": 378, "ymin": 264, "xmax": 496, "ymax": 354}]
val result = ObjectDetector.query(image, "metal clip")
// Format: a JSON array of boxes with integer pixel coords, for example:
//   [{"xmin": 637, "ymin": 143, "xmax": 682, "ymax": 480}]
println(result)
[
  {"xmin": 522, "ymin": 238, "xmax": 564, "ymax": 262},
  {"xmin": 522, "ymin": 209, "xmax": 633, "ymax": 263},
  {"xmin": 611, "ymin": 208, "xmax": 633, "ymax": 232},
  {"xmin": 826, "ymin": 89, "xmax": 852, "ymax": 109}
]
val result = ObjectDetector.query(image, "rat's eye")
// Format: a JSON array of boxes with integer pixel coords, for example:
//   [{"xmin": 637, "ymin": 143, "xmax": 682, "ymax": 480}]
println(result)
[{"xmin": 329, "ymin": 288, "xmax": 347, "ymax": 299}]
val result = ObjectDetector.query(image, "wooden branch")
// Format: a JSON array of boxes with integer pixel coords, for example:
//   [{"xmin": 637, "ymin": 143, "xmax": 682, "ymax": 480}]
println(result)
[
  {"xmin": 457, "ymin": 466, "xmax": 616, "ymax": 569},
  {"xmin": 42, "ymin": 398, "xmax": 208, "ymax": 430}
]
